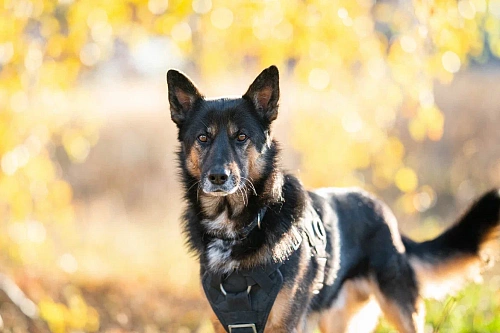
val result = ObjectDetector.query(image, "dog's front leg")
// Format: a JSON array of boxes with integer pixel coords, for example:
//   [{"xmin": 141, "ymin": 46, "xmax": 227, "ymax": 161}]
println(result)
[
  {"xmin": 264, "ymin": 284, "xmax": 312, "ymax": 333},
  {"xmin": 210, "ymin": 313, "xmax": 227, "ymax": 333}
]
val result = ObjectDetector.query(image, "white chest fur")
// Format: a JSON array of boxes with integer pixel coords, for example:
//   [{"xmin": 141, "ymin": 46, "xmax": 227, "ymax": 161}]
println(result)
[
  {"xmin": 206, "ymin": 239, "xmax": 239, "ymax": 273},
  {"xmin": 201, "ymin": 210, "xmax": 238, "ymax": 238},
  {"xmin": 202, "ymin": 210, "xmax": 241, "ymax": 273}
]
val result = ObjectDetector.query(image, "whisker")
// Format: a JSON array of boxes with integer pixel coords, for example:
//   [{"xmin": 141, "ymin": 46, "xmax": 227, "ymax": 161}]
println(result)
[
  {"xmin": 242, "ymin": 186, "xmax": 248, "ymax": 207},
  {"xmin": 187, "ymin": 180, "xmax": 200, "ymax": 193},
  {"xmin": 241, "ymin": 176, "xmax": 257, "ymax": 196},
  {"xmin": 238, "ymin": 186, "xmax": 247, "ymax": 207},
  {"xmin": 239, "ymin": 184, "xmax": 250, "ymax": 207},
  {"xmin": 244, "ymin": 187, "xmax": 249, "ymax": 207}
]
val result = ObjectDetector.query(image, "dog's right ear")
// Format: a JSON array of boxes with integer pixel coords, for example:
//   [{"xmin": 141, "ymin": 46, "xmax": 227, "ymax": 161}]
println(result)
[{"xmin": 167, "ymin": 70, "xmax": 203, "ymax": 126}]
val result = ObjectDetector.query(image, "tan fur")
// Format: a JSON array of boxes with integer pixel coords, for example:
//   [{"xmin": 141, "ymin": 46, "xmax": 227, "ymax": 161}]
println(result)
[
  {"xmin": 207, "ymin": 124, "xmax": 217, "ymax": 135},
  {"xmin": 253, "ymin": 86, "xmax": 272, "ymax": 109},
  {"xmin": 200, "ymin": 195, "xmax": 223, "ymax": 217},
  {"xmin": 318, "ymin": 279, "xmax": 379, "ymax": 333},
  {"xmin": 315, "ymin": 277, "xmax": 427, "ymax": 333},
  {"xmin": 187, "ymin": 145, "xmax": 202, "ymax": 178},
  {"xmin": 410, "ymin": 255, "xmax": 484, "ymax": 300},
  {"xmin": 266, "ymin": 285, "xmax": 294, "ymax": 332},
  {"xmin": 248, "ymin": 145, "xmax": 266, "ymax": 182},
  {"xmin": 479, "ymin": 223, "xmax": 500, "ymax": 261},
  {"xmin": 226, "ymin": 194, "xmax": 246, "ymax": 216},
  {"xmin": 174, "ymin": 87, "xmax": 196, "ymax": 111},
  {"xmin": 201, "ymin": 191, "xmax": 245, "ymax": 218},
  {"xmin": 236, "ymin": 226, "xmax": 301, "ymax": 272},
  {"xmin": 303, "ymin": 312, "xmax": 322, "ymax": 333},
  {"xmin": 228, "ymin": 121, "xmax": 238, "ymax": 137},
  {"xmin": 202, "ymin": 210, "xmax": 238, "ymax": 238},
  {"xmin": 369, "ymin": 279, "xmax": 424, "ymax": 333},
  {"xmin": 211, "ymin": 313, "xmax": 226, "ymax": 333},
  {"xmin": 266, "ymin": 241, "xmax": 312, "ymax": 332},
  {"xmin": 263, "ymin": 170, "xmax": 284, "ymax": 203}
]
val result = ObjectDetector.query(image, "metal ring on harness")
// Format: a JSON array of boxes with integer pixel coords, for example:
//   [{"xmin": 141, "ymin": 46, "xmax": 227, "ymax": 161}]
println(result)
[
  {"xmin": 313, "ymin": 218, "xmax": 326, "ymax": 241},
  {"xmin": 220, "ymin": 283, "xmax": 252, "ymax": 296}
]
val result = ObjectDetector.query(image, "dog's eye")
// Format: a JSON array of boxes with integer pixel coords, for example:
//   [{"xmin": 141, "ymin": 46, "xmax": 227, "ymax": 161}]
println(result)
[
  {"xmin": 237, "ymin": 133, "xmax": 247, "ymax": 142},
  {"xmin": 198, "ymin": 135, "xmax": 208, "ymax": 143}
]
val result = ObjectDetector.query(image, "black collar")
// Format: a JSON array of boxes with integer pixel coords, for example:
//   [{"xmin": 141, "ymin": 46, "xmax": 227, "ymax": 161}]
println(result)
[{"xmin": 239, "ymin": 207, "xmax": 267, "ymax": 238}]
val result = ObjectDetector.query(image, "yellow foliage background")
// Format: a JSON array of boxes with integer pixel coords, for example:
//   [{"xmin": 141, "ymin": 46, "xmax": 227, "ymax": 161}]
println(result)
[{"xmin": 1, "ymin": 0, "xmax": 500, "ymax": 332}]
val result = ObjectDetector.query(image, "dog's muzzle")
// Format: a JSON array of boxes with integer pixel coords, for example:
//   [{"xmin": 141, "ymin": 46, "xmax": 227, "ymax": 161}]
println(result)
[{"xmin": 202, "ymin": 171, "xmax": 239, "ymax": 196}]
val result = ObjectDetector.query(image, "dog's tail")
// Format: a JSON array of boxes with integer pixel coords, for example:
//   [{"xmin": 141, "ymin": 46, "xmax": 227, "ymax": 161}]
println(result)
[{"xmin": 403, "ymin": 189, "xmax": 500, "ymax": 299}]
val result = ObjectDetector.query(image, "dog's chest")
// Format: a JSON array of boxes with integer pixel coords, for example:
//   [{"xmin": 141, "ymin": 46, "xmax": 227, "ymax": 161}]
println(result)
[
  {"xmin": 206, "ymin": 238, "xmax": 239, "ymax": 273},
  {"xmin": 201, "ymin": 210, "xmax": 238, "ymax": 238},
  {"xmin": 202, "ymin": 210, "xmax": 240, "ymax": 272}
]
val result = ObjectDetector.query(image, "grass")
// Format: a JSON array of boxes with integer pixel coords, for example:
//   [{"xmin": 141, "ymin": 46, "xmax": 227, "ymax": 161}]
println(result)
[{"xmin": 375, "ymin": 279, "xmax": 500, "ymax": 333}]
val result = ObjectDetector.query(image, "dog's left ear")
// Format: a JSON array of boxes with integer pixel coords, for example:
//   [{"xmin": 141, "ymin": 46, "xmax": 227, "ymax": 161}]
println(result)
[
  {"xmin": 167, "ymin": 69, "xmax": 203, "ymax": 127},
  {"xmin": 243, "ymin": 65, "xmax": 280, "ymax": 123}
]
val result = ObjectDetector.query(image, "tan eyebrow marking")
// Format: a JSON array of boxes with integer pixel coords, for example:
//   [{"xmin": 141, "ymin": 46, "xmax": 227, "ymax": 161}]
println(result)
[
  {"xmin": 228, "ymin": 121, "xmax": 239, "ymax": 136},
  {"xmin": 207, "ymin": 124, "xmax": 217, "ymax": 135}
]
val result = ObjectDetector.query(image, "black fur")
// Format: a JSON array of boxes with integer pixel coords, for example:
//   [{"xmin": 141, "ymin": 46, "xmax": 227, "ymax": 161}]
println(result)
[
  {"xmin": 167, "ymin": 66, "xmax": 500, "ymax": 333},
  {"xmin": 403, "ymin": 189, "xmax": 500, "ymax": 261}
]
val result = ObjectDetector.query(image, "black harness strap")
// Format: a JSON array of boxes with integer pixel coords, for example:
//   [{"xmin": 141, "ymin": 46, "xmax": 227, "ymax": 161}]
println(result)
[
  {"xmin": 202, "ymin": 204, "xmax": 327, "ymax": 332},
  {"xmin": 302, "ymin": 203, "xmax": 328, "ymax": 294}
]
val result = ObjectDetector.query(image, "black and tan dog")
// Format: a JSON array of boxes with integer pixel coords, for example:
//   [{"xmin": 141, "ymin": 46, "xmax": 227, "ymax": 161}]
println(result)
[{"xmin": 166, "ymin": 65, "xmax": 500, "ymax": 333}]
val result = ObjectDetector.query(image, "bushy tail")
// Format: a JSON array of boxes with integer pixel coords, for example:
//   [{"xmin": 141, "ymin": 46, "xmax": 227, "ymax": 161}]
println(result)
[{"xmin": 403, "ymin": 189, "xmax": 500, "ymax": 299}]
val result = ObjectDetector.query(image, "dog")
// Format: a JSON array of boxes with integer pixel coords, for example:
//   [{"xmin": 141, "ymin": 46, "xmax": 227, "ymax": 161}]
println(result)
[{"xmin": 166, "ymin": 65, "xmax": 500, "ymax": 333}]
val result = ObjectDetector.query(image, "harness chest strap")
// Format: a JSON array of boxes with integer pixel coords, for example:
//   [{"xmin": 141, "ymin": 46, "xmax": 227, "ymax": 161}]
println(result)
[{"xmin": 202, "ymin": 258, "xmax": 288, "ymax": 333}]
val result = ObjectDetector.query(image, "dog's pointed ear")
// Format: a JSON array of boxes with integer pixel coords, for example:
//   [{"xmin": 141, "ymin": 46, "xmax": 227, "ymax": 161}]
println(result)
[
  {"xmin": 243, "ymin": 65, "xmax": 280, "ymax": 123},
  {"xmin": 167, "ymin": 69, "xmax": 203, "ymax": 126}
]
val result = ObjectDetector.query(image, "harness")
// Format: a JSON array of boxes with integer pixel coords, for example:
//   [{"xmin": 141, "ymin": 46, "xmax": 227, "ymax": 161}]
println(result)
[{"xmin": 201, "ymin": 203, "xmax": 327, "ymax": 333}]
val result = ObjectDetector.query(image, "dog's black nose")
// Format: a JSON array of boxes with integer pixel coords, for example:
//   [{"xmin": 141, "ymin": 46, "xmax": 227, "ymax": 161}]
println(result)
[{"xmin": 208, "ymin": 170, "xmax": 230, "ymax": 185}]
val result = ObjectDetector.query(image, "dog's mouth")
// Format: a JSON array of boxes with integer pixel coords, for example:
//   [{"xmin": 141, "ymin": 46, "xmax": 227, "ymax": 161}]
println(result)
[
  {"xmin": 202, "ymin": 187, "xmax": 239, "ymax": 196},
  {"xmin": 205, "ymin": 189, "xmax": 230, "ymax": 197},
  {"xmin": 202, "ymin": 182, "xmax": 240, "ymax": 196}
]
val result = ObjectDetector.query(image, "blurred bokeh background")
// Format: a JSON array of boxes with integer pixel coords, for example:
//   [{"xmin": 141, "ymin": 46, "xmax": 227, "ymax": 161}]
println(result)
[{"xmin": 1, "ymin": 0, "xmax": 500, "ymax": 332}]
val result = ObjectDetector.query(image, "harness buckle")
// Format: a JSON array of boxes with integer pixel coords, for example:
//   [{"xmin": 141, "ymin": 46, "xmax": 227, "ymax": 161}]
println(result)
[{"xmin": 228, "ymin": 323, "xmax": 257, "ymax": 333}]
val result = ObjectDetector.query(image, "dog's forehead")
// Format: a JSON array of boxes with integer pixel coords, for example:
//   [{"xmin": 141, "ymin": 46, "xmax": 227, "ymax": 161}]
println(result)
[
  {"xmin": 202, "ymin": 96, "xmax": 247, "ymax": 111},
  {"xmin": 197, "ymin": 97, "xmax": 256, "ymax": 128}
]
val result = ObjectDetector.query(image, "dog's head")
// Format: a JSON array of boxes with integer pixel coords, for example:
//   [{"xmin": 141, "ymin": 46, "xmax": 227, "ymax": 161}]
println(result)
[{"xmin": 167, "ymin": 66, "xmax": 280, "ymax": 197}]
